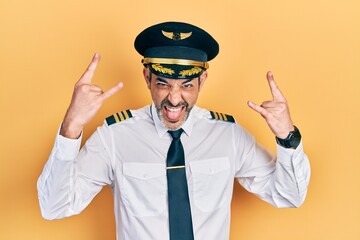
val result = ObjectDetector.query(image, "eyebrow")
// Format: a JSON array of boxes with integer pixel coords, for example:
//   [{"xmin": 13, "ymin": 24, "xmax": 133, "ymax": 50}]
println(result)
[
  {"xmin": 156, "ymin": 77, "xmax": 168, "ymax": 83},
  {"xmin": 156, "ymin": 77, "xmax": 194, "ymax": 84},
  {"xmin": 182, "ymin": 79, "xmax": 194, "ymax": 84}
]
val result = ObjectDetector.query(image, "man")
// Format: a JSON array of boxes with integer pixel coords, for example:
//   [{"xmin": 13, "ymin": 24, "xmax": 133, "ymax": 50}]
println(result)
[{"xmin": 38, "ymin": 22, "xmax": 310, "ymax": 240}]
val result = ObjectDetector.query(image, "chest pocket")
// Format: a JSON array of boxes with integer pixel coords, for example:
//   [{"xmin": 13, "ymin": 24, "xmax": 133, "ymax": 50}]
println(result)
[
  {"xmin": 190, "ymin": 157, "xmax": 230, "ymax": 212},
  {"xmin": 122, "ymin": 162, "xmax": 166, "ymax": 217}
]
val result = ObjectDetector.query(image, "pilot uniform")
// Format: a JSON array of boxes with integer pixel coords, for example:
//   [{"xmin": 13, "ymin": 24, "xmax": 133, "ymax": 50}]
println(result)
[{"xmin": 37, "ymin": 21, "xmax": 310, "ymax": 240}]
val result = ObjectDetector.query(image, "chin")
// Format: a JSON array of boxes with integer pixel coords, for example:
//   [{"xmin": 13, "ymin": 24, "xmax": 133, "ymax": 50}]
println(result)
[{"xmin": 163, "ymin": 120, "xmax": 184, "ymax": 130}]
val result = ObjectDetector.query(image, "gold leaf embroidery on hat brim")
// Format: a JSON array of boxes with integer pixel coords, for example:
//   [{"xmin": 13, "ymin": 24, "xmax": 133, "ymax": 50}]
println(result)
[
  {"xmin": 179, "ymin": 67, "xmax": 202, "ymax": 77},
  {"xmin": 152, "ymin": 64, "xmax": 175, "ymax": 75}
]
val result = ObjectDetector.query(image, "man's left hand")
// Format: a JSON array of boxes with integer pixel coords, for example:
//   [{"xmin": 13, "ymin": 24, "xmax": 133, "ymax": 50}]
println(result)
[{"xmin": 247, "ymin": 71, "xmax": 295, "ymax": 139}]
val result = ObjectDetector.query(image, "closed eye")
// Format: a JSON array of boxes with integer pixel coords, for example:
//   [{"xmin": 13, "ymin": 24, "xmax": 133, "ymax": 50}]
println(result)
[{"xmin": 156, "ymin": 81, "xmax": 170, "ymax": 89}]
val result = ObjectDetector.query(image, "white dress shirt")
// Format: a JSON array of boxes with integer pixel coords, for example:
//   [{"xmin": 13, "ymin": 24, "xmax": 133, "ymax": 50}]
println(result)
[{"xmin": 37, "ymin": 104, "xmax": 310, "ymax": 240}]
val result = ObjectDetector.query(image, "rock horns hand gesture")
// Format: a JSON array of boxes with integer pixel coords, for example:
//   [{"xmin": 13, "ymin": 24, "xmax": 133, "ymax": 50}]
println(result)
[
  {"xmin": 60, "ymin": 53, "xmax": 123, "ymax": 139},
  {"xmin": 247, "ymin": 71, "xmax": 295, "ymax": 139}
]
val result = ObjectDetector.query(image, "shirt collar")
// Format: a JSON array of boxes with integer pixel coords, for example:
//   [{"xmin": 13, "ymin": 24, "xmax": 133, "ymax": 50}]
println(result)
[{"xmin": 151, "ymin": 103, "xmax": 194, "ymax": 137}]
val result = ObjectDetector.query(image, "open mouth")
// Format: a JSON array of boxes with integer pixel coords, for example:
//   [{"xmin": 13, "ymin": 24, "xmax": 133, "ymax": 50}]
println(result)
[{"xmin": 163, "ymin": 105, "xmax": 186, "ymax": 122}]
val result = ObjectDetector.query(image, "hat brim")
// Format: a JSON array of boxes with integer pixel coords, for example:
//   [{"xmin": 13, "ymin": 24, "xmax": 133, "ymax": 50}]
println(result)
[{"xmin": 148, "ymin": 63, "xmax": 204, "ymax": 79}]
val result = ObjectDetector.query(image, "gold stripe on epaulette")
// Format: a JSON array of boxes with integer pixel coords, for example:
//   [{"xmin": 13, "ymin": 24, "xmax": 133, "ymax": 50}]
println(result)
[
  {"xmin": 209, "ymin": 111, "xmax": 235, "ymax": 123},
  {"xmin": 123, "ymin": 110, "xmax": 130, "ymax": 119},
  {"xmin": 118, "ymin": 112, "xmax": 125, "ymax": 121},
  {"xmin": 114, "ymin": 113, "xmax": 120, "ymax": 123},
  {"xmin": 106, "ymin": 109, "xmax": 133, "ymax": 126},
  {"xmin": 219, "ymin": 112, "xmax": 224, "ymax": 121},
  {"xmin": 222, "ymin": 113, "xmax": 228, "ymax": 121},
  {"xmin": 212, "ymin": 112, "xmax": 218, "ymax": 120}
]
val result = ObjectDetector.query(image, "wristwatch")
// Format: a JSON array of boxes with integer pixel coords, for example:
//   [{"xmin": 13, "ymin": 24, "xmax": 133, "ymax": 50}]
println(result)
[{"xmin": 275, "ymin": 126, "xmax": 302, "ymax": 149}]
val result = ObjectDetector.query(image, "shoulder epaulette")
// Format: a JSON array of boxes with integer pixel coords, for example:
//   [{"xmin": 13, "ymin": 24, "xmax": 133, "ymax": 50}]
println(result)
[
  {"xmin": 210, "ymin": 111, "xmax": 235, "ymax": 123},
  {"xmin": 106, "ymin": 110, "xmax": 133, "ymax": 126}
]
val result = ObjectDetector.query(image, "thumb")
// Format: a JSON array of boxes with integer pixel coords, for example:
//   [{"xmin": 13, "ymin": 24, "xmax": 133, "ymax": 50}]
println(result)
[{"xmin": 247, "ymin": 100, "xmax": 269, "ymax": 118}]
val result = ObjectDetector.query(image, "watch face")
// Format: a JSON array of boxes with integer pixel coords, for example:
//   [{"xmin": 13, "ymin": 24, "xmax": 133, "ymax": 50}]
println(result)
[
  {"xmin": 289, "ymin": 138, "xmax": 301, "ymax": 147},
  {"xmin": 289, "ymin": 131, "xmax": 301, "ymax": 148}
]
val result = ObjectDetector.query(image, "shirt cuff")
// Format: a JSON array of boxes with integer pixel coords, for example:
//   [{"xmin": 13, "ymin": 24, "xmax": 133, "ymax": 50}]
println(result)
[
  {"xmin": 276, "ymin": 140, "xmax": 305, "ymax": 167},
  {"xmin": 55, "ymin": 127, "xmax": 82, "ymax": 161}
]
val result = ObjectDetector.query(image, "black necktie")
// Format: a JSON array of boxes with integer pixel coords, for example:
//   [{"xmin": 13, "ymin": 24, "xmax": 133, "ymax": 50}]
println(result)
[{"xmin": 166, "ymin": 129, "xmax": 194, "ymax": 240}]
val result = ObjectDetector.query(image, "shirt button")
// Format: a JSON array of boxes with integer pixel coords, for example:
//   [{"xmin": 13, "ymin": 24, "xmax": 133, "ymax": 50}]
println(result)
[{"xmin": 210, "ymin": 169, "xmax": 215, "ymax": 174}]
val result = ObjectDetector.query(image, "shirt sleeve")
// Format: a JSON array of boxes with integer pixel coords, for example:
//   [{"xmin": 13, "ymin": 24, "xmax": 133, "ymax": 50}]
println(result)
[
  {"xmin": 37, "ymin": 125, "xmax": 114, "ymax": 220},
  {"xmin": 234, "ymin": 125, "xmax": 311, "ymax": 208}
]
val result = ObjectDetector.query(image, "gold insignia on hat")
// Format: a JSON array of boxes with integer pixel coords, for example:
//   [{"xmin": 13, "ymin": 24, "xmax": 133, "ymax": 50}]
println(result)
[
  {"xmin": 179, "ymin": 67, "xmax": 203, "ymax": 77},
  {"xmin": 162, "ymin": 30, "xmax": 192, "ymax": 41},
  {"xmin": 152, "ymin": 64, "xmax": 175, "ymax": 75}
]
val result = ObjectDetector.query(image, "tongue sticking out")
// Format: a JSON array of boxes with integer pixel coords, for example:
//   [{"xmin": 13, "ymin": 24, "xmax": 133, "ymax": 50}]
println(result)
[{"xmin": 164, "ymin": 106, "xmax": 184, "ymax": 121}]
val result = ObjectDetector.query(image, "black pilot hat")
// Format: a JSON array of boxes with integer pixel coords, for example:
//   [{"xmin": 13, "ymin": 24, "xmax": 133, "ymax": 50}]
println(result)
[{"xmin": 134, "ymin": 21, "xmax": 219, "ymax": 79}]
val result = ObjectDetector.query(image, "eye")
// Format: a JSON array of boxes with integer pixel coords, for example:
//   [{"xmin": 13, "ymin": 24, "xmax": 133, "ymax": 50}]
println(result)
[
  {"xmin": 182, "ymin": 83, "xmax": 193, "ymax": 88},
  {"xmin": 156, "ymin": 82, "xmax": 170, "ymax": 89}
]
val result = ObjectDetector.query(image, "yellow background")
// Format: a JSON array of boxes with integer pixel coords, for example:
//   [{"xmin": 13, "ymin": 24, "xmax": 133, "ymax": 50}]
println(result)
[{"xmin": 1, "ymin": 0, "xmax": 359, "ymax": 239}]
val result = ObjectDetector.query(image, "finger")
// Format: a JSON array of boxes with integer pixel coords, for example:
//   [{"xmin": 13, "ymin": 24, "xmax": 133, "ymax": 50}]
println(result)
[
  {"xmin": 260, "ymin": 100, "xmax": 278, "ymax": 108},
  {"xmin": 101, "ymin": 82, "xmax": 123, "ymax": 101},
  {"xmin": 247, "ymin": 100, "xmax": 270, "ymax": 118},
  {"xmin": 78, "ymin": 53, "xmax": 101, "ymax": 85},
  {"xmin": 266, "ymin": 71, "xmax": 285, "ymax": 101},
  {"xmin": 75, "ymin": 83, "xmax": 103, "ymax": 94}
]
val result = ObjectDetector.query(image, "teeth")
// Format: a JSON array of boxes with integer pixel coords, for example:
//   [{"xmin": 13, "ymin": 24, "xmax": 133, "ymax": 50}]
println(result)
[{"xmin": 167, "ymin": 106, "xmax": 182, "ymax": 112}]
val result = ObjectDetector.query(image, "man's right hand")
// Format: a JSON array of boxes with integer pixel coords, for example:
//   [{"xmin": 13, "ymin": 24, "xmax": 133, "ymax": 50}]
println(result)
[{"xmin": 60, "ymin": 53, "xmax": 123, "ymax": 139}]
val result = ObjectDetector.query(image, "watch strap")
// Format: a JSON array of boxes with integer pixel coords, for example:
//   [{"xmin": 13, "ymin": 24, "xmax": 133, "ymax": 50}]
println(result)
[{"xmin": 275, "ymin": 126, "xmax": 301, "ymax": 149}]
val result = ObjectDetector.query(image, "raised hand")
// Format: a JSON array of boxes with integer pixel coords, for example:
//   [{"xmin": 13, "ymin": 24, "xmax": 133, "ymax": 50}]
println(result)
[
  {"xmin": 247, "ymin": 71, "xmax": 294, "ymax": 139},
  {"xmin": 60, "ymin": 53, "xmax": 123, "ymax": 139}
]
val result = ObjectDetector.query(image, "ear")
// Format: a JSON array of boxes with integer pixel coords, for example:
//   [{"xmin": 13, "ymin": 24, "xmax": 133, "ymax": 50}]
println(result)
[
  {"xmin": 198, "ymin": 71, "xmax": 208, "ymax": 91},
  {"xmin": 143, "ymin": 67, "xmax": 151, "ymax": 89}
]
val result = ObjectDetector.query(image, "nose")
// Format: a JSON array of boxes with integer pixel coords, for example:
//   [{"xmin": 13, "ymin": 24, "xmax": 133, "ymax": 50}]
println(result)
[{"xmin": 168, "ymin": 86, "xmax": 183, "ymax": 106}]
